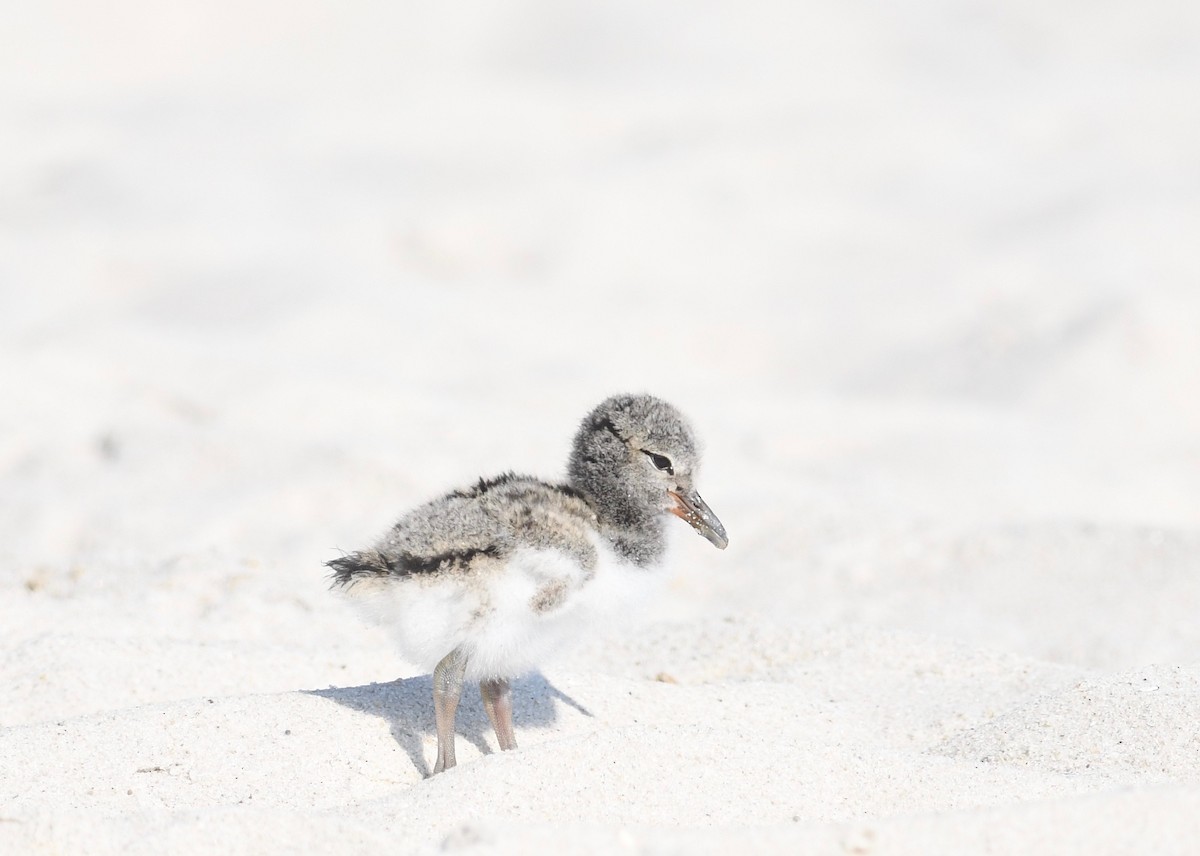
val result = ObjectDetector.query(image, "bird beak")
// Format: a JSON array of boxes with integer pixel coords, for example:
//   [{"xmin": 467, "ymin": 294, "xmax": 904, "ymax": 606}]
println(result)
[{"xmin": 668, "ymin": 488, "xmax": 729, "ymax": 550}]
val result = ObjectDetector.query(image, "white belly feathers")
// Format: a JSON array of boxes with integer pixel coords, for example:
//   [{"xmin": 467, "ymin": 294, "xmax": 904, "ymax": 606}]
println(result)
[{"xmin": 340, "ymin": 534, "xmax": 663, "ymax": 681}]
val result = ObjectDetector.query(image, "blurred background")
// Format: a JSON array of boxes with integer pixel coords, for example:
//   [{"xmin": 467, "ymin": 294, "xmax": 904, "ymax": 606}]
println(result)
[{"xmin": 2, "ymin": 0, "xmax": 1199, "ymax": 692}]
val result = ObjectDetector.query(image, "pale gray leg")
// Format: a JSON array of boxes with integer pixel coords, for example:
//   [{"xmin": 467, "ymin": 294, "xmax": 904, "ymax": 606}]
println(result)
[
  {"xmin": 480, "ymin": 678, "xmax": 517, "ymax": 752},
  {"xmin": 432, "ymin": 647, "xmax": 468, "ymax": 774}
]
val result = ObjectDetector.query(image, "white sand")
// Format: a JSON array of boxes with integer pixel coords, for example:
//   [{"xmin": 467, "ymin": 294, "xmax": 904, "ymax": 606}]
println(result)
[{"xmin": 3, "ymin": 1, "xmax": 1200, "ymax": 853}]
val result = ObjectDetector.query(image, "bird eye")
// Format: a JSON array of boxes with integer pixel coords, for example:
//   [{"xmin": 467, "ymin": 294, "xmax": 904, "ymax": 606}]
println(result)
[{"xmin": 642, "ymin": 450, "xmax": 674, "ymax": 475}]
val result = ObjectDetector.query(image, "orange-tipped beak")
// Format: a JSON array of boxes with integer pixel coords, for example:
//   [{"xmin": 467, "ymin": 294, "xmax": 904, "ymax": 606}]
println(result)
[{"xmin": 668, "ymin": 488, "xmax": 729, "ymax": 549}]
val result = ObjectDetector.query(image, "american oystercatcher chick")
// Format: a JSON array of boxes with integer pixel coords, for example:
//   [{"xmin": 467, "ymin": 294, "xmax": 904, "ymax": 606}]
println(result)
[{"xmin": 327, "ymin": 393, "xmax": 728, "ymax": 774}]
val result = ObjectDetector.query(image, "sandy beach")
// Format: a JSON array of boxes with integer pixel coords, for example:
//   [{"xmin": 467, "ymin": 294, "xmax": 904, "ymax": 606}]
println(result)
[{"xmin": 3, "ymin": 1, "xmax": 1200, "ymax": 852}]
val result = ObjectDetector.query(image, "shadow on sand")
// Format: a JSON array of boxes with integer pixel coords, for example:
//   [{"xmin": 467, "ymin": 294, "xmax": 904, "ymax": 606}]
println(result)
[{"xmin": 307, "ymin": 672, "xmax": 593, "ymax": 777}]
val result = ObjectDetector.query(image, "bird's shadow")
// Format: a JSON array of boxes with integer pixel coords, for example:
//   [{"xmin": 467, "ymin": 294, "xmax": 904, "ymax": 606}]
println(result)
[{"xmin": 306, "ymin": 672, "xmax": 593, "ymax": 777}]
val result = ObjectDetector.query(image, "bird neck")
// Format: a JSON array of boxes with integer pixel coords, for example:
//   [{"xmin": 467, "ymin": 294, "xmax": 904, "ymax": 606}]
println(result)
[
  {"xmin": 569, "ymin": 478, "xmax": 667, "ymax": 566},
  {"xmin": 599, "ymin": 519, "xmax": 667, "ymax": 567}
]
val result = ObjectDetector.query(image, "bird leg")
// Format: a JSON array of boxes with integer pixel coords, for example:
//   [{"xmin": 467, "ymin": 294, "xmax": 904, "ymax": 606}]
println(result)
[
  {"xmin": 431, "ymin": 647, "xmax": 468, "ymax": 774},
  {"xmin": 480, "ymin": 678, "xmax": 517, "ymax": 752}
]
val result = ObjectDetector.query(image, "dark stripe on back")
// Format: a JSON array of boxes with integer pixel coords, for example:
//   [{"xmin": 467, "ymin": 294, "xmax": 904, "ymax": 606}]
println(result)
[
  {"xmin": 397, "ymin": 545, "xmax": 503, "ymax": 574},
  {"xmin": 554, "ymin": 482, "xmax": 590, "ymax": 504},
  {"xmin": 448, "ymin": 471, "xmax": 519, "ymax": 500},
  {"xmin": 327, "ymin": 544, "xmax": 503, "ymax": 584}
]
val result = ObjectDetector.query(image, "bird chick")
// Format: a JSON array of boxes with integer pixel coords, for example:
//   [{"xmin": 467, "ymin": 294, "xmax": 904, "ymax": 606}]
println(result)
[{"xmin": 328, "ymin": 393, "xmax": 727, "ymax": 773}]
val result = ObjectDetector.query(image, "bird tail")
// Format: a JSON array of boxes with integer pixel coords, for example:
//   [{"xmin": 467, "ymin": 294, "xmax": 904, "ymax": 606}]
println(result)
[{"xmin": 326, "ymin": 550, "xmax": 394, "ymax": 587}]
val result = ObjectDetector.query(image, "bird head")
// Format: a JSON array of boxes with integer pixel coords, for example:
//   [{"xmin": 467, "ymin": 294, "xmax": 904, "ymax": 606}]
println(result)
[{"xmin": 568, "ymin": 393, "xmax": 728, "ymax": 549}]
